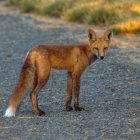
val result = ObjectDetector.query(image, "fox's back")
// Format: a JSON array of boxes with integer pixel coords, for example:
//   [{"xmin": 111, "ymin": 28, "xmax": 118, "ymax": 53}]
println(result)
[{"xmin": 28, "ymin": 44, "xmax": 89, "ymax": 70}]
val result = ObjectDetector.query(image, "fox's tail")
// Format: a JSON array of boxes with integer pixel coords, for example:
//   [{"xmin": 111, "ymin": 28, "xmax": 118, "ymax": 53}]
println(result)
[{"xmin": 4, "ymin": 61, "xmax": 35, "ymax": 117}]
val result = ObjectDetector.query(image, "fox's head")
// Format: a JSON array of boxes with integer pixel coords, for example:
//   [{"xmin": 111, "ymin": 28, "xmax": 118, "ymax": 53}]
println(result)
[{"xmin": 88, "ymin": 29, "xmax": 113, "ymax": 60}]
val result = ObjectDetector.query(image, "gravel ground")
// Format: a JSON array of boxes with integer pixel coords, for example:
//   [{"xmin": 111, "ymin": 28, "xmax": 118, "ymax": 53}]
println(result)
[{"xmin": 0, "ymin": 9, "xmax": 140, "ymax": 140}]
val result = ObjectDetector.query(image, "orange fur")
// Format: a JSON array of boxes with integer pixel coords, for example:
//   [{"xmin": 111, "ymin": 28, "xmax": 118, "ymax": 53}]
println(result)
[{"xmin": 4, "ymin": 29, "xmax": 112, "ymax": 117}]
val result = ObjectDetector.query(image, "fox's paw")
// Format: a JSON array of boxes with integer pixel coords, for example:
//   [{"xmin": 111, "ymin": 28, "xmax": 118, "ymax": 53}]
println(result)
[
  {"xmin": 75, "ymin": 107, "xmax": 84, "ymax": 112},
  {"xmin": 37, "ymin": 110, "xmax": 46, "ymax": 116},
  {"xmin": 66, "ymin": 106, "xmax": 73, "ymax": 111}
]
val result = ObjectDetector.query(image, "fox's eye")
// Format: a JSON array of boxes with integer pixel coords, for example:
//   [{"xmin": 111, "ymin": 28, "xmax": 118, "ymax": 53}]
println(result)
[
  {"xmin": 94, "ymin": 48, "xmax": 98, "ymax": 51},
  {"xmin": 104, "ymin": 47, "xmax": 108, "ymax": 50}
]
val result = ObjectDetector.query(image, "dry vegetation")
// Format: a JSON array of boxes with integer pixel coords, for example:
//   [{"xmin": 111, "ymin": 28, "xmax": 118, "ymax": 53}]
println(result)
[{"xmin": 7, "ymin": 0, "xmax": 140, "ymax": 34}]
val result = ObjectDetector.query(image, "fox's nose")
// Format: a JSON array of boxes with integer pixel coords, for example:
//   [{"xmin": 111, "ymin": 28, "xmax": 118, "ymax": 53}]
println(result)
[{"xmin": 100, "ymin": 56, "xmax": 104, "ymax": 60}]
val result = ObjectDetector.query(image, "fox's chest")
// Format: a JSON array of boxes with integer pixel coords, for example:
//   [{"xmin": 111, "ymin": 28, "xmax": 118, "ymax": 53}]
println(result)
[{"xmin": 89, "ymin": 54, "xmax": 98, "ymax": 65}]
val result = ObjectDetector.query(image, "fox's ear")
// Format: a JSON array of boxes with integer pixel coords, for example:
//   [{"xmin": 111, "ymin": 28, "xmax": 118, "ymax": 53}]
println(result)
[
  {"xmin": 104, "ymin": 29, "xmax": 113, "ymax": 41},
  {"xmin": 88, "ymin": 28, "xmax": 97, "ymax": 41}
]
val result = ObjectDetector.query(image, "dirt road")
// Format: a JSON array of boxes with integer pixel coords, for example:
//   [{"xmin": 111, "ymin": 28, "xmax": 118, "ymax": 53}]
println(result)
[{"xmin": 0, "ymin": 4, "xmax": 140, "ymax": 140}]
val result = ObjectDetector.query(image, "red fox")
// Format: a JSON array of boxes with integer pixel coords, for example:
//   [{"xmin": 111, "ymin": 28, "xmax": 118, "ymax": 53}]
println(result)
[{"xmin": 4, "ymin": 29, "xmax": 112, "ymax": 117}]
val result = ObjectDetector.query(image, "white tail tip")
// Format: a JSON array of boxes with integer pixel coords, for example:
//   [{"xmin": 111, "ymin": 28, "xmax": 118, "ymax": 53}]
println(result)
[{"xmin": 4, "ymin": 107, "xmax": 15, "ymax": 117}]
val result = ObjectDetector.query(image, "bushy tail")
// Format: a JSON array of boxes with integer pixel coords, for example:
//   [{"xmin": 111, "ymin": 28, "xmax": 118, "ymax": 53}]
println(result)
[{"xmin": 4, "ymin": 62, "xmax": 35, "ymax": 117}]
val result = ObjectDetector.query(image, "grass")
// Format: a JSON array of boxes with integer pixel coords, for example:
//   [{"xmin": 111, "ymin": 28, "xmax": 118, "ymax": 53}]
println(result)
[
  {"xmin": 43, "ymin": 1, "xmax": 64, "ymax": 17},
  {"xmin": 87, "ymin": 8, "xmax": 119, "ymax": 25},
  {"xmin": 65, "ymin": 6, "xmax": 89, "ymax": 23},
  {"xmin": 113, "ymin": 19, "xmax": 140, "ymax": 34},
  {"xmin": 7, "ymin": 0, "xmax": 37, "ymax": 12},
  {"xmin": 7, "ymin": 0, "xmax": 140, "ymax": 34}
]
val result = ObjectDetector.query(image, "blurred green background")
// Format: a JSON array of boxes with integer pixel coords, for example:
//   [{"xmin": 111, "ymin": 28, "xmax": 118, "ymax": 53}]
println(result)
[{"xmin": 6, "ymin": 0, "xmax": 140, "ymax": 34}]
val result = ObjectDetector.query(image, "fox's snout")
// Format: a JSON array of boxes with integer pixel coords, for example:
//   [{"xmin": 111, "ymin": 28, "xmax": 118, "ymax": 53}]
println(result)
[
  {"xmin": 98, "ymin": 49, "xmax": 105, "ymax": 60},
  {"xmin": 100, "ymin": 56, "xmax": 104, "ymax": 60}
]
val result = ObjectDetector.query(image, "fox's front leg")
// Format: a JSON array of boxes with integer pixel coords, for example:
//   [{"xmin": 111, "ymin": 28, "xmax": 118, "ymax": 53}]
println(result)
[
  {"xmin": 65, "ymin": 71, "xmax": 73, "ymax": 111},
  {"xmin": 73, "ymin": 75, "xmax": 84, "ymax": 111}
]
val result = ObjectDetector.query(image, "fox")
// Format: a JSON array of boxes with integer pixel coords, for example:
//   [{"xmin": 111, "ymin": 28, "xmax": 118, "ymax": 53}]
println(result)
[{"xmin": 4, "ymin": 29, "xmax": 113, "ymax": 117}]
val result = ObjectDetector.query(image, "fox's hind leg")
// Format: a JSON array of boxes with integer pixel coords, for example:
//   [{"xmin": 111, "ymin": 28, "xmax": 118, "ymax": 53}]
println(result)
[
  {"xmin": 30, "ymin": 79, "xmax": 48, "ymax": 116},
  {"xmin": 30, "ymin": 58, "xmax": 51, "ymax": 116}
]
